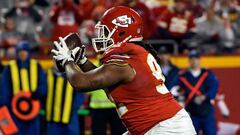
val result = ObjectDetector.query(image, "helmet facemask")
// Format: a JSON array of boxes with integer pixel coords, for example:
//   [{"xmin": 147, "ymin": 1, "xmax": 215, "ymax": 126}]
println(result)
[{"xmin": 92, "ymin": 23, "xmax": 116, "ymax": 52}]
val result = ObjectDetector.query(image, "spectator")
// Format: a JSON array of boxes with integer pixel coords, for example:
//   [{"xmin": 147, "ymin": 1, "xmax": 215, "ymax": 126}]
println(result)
[
  {"xmin": 49, "ymin": 0, "xmax": 82, "ymax": 41},
  {"xmin": 45, "ymin": 64, "xmax": 85, "ymax": 135},
  {"xmin": 220, "ymin": 12, "xmax": 236, "ymax": 52},
  {"xmin": 5, "ymin": 0, "xmax": 42, "ymax": 22},
  {"xmin": 172, "ymin": 50, "xmax": 219, "ymax": 135},
  {"xmin": 157, "ymin": 0, "xmax": 196, "ymax": 52},
  {"xmin": 0, "ymin": 0, "xmax": 15, "ymax": 13},
  {"xmin": 214, "ymin": 0, "xmax": 239, "ymax": 22},
  {"xmin": 79, "ymin": 20, "xmax": 96, "ymax": 45},
  {"xmin": 34, "ymin": 0, "xmax": 49, "ymax": 7},
  {"xmin": 0, "ymin": 59, "xmax": 3, "ymax": 79},
  {"xmin": 4, "ymin": 0, "xmax": 41, "ymax": 47},
  {"xmin": 150, "ymin": 0, "xmax": 170, "ymax": 19},
  {"xmin": 0, "ymin": 41, "xmax": 47, "ymax": 135},
  {"xmin": 186, "ymin": 0, "xmax": 204, "ymax": 18},
  {"xmin": 213, "ymin": 0, "xmax": 237, "ymax": 52},
  {"xmin": 78, "ymin": 0, "xmax": 95, "ymax": 20},
  {"xmin": 232, "ymin": 14, "xmax": 240, "ymax": 38},
  {"xmin": 1, "ymin": 17, "xmax": 23, "ymax": 56},
  {"xmin": 143, "ymin": 0, "xmax": 161, "ymax": 10},
  {"xmin": 198, "ymin": 0, "xmax": 214, "ymax": 8},
  {"xmin": 124, "ymin": 0, "xmax": 157, "ymax": 39},
  {"xmin": 195, "ymin": 8, "xmax": 234, "ymax": 53},
  {"xmin": 0, "ymin": 19, "xmax": 3, "ymax": 57},
  {"xmin": 91, "ymin": 5, "xmax": 107, "ymax": 22},
  {"xmin": 157, "ymin": 46, "xmax": 179, "ymax": 89}
]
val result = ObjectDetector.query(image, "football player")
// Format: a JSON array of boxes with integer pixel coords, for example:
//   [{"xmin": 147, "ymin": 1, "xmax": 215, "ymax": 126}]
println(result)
[{"xmin": 52, "ymin": 6, "xmax": 196, "ymax": 135}]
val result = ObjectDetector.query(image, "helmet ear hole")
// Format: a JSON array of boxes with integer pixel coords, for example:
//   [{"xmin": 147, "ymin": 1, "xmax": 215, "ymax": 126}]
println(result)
[{"xmin": 119, "ymin": 31, "xmax": 126, "ymax": 37}]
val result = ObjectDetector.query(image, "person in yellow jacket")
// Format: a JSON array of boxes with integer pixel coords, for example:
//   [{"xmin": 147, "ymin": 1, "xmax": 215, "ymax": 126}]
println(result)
[
  {"xmin": 0, "ymin": 41, "xmax": 47, "ymax": 135},
  {"xmin": 89, "ymin": 57, "xmax": 126, "ymax": 135},
  {"xmin": 46, "ymin": 65, "xmax": 85, "ymax": 135}
]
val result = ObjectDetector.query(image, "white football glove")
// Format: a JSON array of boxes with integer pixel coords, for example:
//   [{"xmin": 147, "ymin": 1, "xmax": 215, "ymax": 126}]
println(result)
[
  {"xmin": 51, "ymin": 37, "xmax": 80, "ymax": 66},
  {"xmin": 75, "ymin": 45, "xmax": 88, "ymax": 65}
]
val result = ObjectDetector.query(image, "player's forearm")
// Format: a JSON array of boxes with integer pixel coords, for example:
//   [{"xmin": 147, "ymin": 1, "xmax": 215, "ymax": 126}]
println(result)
[
  {"xmin": 65, "ymin": 61, "xmax": 133, "ymax": 93},
  {"xmin": 65, "ymin": 61, "xmax": 88, "ymax": 92},
  {"xmin": 77, "ymin": 60, "xmax": 97, "ymax": 72},
  {"xmin": 65, "ymin": 61, "xmax": 102, "ymax": 92}
]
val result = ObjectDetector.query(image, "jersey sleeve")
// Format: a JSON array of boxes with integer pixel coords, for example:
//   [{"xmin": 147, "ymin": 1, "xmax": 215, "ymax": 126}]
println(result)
[
  {"xmin": 101, "ymin": 53, "xmax": 130, "ymax": 66},
  {"xmin": 100, "ymin": 44, "xmax": 135, "ymax": 66},
  {"xmin": 187, "ymin": 13, "xmax": 197, "ymax": 32}
]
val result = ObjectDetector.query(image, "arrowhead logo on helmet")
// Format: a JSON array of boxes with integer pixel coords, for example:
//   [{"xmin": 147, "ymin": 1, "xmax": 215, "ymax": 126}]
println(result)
[{"xmin": 112, "ymin": 15, "xmax": 132, "ymax": 27}]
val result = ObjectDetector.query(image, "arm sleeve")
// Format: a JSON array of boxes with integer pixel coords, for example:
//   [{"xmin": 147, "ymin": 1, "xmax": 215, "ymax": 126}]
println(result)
[
  {"xmin": 157, "ymin": 9, "xmax": 170, "ymax": 29},
  {"xmin": 156, "ymin": 10, "xmax": 174, "ymax": 38},
  {"xmin": 0, "ymin": 66, "xmax": 12, "ymax": 107},
  {"xmin": 101, "ymin": 54, "xmax": 130, "ymax": 66},
  {"xmin": 188, "ymin": 15, "xmax": 196, "ymax": 33},
  {"xmin": 182, "ymin": 15, "xmax": 196, "ymax": 39},
  {"xmin": 205, "ymin": 70, "xmax": 219, "ymax": 100}
]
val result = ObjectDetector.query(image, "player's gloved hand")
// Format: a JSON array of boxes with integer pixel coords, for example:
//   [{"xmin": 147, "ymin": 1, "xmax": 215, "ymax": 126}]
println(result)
[
  {"xmin": 51, "ymin": 37, "xmax": 80, "ymax": 66},
  {"xmin": 74, "ymin": 44, "xmax": 88, "ymax": 65}
]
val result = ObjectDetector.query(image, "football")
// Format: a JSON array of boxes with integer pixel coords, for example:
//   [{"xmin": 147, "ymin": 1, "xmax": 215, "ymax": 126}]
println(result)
[{"xmin": 53, "ymin": 33, "xmax": 82, "ymax": 72}]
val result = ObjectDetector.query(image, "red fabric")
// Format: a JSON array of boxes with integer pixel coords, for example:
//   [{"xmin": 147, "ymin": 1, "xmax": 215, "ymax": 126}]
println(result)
[
  {"xmin": 131, "ymin": 2, "xmax": 157, "ymax": 39},
  {"xmin": 79, "ymin": 0, "xmax": 95, "ymax": 20},
  {"xmin": 0, "ymin": 106, "xmax": 19, "ymax": 134},
  {"xmin": 50, "ymin": 2, "xmax": 82, "ymax": 41},
  {"xmin": 152, "ymin": 6, "xmax": 168, "ymax": 18},
  {"xmin": 213, "ymin": 68, "xmax": 240, "ymax": 124},
  {"xmin": 237, "ymin": 128, "xmax": 240, "ymax": 135},
  {"xmin": 101, "ymin": 43, "xmax": 182, "ymax": 135},
  {"xmin": 186, "ymin": 3, "xmax": 204, "ymax": 18},
  {"xmin": 158, "ymin": 8, "xmax": 196, "ymax": 37}
]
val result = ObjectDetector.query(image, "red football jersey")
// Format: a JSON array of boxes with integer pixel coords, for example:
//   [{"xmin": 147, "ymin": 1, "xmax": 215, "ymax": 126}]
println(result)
[
  {"xmin": 157, "ymin": 8, "xmax": 196, "ymax": 37},
  {"xmin": 101, "ymin": 43, "xmax": 182, "ymax": 135}
]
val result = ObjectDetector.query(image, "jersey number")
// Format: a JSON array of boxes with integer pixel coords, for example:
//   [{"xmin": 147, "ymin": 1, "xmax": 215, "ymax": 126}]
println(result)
[{"xmin": 147, "ymin": 54, "xmax": 169, "ymax": 94}]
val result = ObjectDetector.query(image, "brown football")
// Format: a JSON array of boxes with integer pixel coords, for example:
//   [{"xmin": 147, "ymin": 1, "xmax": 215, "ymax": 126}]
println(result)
[{"xmin": 53, "ymin": 33, "xmax": 82, "ymax": 72}]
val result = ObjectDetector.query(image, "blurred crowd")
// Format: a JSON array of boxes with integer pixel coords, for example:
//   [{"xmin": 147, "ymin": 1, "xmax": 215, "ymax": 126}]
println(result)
[
  {"xmin": 0, "ymin": 1, "xmax": 238, "ymax": 134},
  {"xmin": 1, "ymin": 0, "xmax": 240, "ymax": 57}
]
